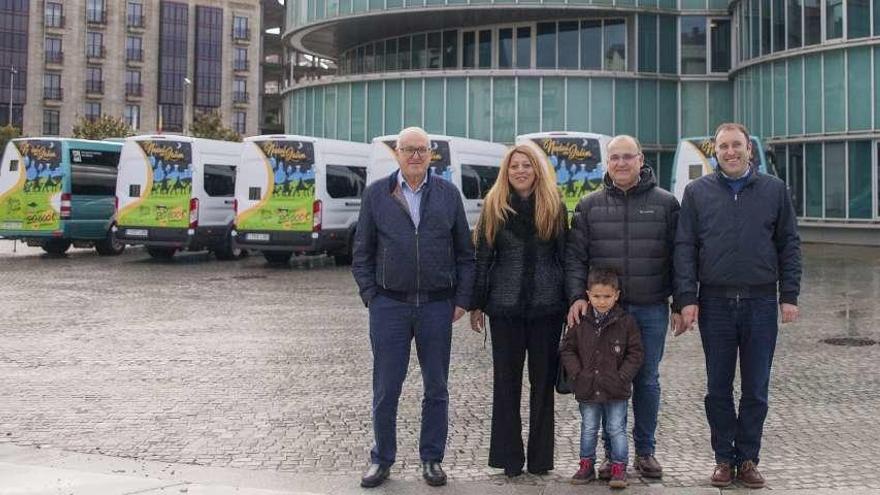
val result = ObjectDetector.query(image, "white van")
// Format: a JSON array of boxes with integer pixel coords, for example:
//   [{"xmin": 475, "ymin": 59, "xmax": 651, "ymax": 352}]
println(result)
[
  {"xmin": 366, "ymin": 134, "xmax": 507, "ymax": 229},
  {"xmin": 114, "ymin": 135, "xmax": 244, "ymax": 260},
  {"xmin": 231, "ymin": 135, "xmax": 371, "ymax": 265},
  {"xmin": 671, "ymin": 135, "xmax": 775, "ymax": 202},
  {"xmin": 516, "ymin": 132, "xmax": 612, "ymax": 215}
]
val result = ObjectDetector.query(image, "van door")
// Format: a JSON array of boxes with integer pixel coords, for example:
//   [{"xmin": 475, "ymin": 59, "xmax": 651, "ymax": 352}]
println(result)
[
  {"xmin": 117, "ymin": 140, "xmax": 193, "ymax": 230},
  {"xmin": 200, "ymin": 164, "xmax": 237, "ymax": 228},
  {"xmin": 69, "ymin": 147, "xmax": 120, "ymax": 239},
  {"xmin": 0, "ymin": 139, "xmax": 63, "ymax": 234}
]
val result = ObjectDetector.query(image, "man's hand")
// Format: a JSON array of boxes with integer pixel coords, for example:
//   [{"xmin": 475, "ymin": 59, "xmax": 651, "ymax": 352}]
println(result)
[
  {"xmin": 781, "ymin": 303, "xmax": 799, "ymax": 323},
  {"xmin": 469, "ymin": 309, "xmax": 485, "ymax": 333},
  {"xmin": 453, "ymin": 306, "xmax": 466, "ymax": 323},
  {"xmin": 567, "ymin": 299, "xmax": 590, "ymax": 328},
  {"xmin": 675, "ymin": 304, "xmax": 699, "ymax": 336},
  {"xmin": 670, "ymin": 312, "xmax": 684, "ymax": 334}
]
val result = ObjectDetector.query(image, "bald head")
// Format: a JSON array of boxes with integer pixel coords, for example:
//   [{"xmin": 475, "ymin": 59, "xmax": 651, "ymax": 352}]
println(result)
[
  {"xmin": 607, "ymin": 134, "xmax": 642, "ymax": 152},
  {"xmin": 606, "ymin": 134, "xmax": 643, "ymax": 191}
]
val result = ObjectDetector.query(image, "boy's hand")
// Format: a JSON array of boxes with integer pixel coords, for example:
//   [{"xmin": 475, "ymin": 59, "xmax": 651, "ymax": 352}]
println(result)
[
  {"xmin": 675, "ymin": 305, "xmax": 699, "ymax": 336},
  {"xmin": 781, "ymin": 303, "xmax": 799, "ymax": 323},
  {"xmin": 470, "ymin": 310, "xmax": 485, "ymax": 333},
  {"xmin": 670, "ymin": 312, "xmax": 683, "ymax": 334},
  {"xmin": 567, "ymin": 299, "xmax": 589, "ymax": 328}
]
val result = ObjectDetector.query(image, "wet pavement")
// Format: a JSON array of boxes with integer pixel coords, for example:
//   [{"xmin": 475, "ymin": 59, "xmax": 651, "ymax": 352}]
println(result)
[{"xmin": 0, "ymin": 241, "xmax": 879, "ymax": 492}]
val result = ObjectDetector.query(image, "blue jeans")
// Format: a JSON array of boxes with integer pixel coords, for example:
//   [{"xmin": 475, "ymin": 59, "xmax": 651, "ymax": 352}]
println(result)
[
  {"xmin": 580, "ymin": 400, "xmax": 628, "ymax": 463},
  {"xmin": 368, "ymin": 294, "xmax": 454, "ymax": 467},
  {"xmin": 698, "ymin": 296, "xmax": 778, "ymax": 466},
  {"xmin": 602, "ymin": 303, "xmax": 668, "ymax": 457}
]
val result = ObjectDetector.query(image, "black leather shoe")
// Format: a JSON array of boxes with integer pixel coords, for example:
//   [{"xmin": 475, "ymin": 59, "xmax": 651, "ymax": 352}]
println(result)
[
  {"xmin": 421, "ymin": 461, "xmax": 447, "ymax": 486},
  {"xmin": 504, "ymin": 467, "xmax": 523, "ymax": 477},
  {"xmin": 360, "ymin": 463, "xmax": 391, "ymax": 488}
]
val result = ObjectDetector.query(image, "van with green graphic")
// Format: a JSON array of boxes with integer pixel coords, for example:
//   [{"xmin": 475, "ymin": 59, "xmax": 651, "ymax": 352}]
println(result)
[
  {"xmin": 114, "ymin": 135, "xmax": 244, "ymax": 260},
  {"xmin": 0, "ymin": 138, "xmax": 125, "ymax": 255},
  {"xmin": 232, "ymin": 135, "xmax": 371, "ymax": 265}
]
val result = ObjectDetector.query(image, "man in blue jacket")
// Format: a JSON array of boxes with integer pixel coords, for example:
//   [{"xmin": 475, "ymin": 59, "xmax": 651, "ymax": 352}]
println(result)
[
  {"xmin": 352, "ymin": 127, "xmax": 474, "ymax": 488},
  {"xmin": 674, "ymin": 123, "xmax": 801, "ymax": 489}
]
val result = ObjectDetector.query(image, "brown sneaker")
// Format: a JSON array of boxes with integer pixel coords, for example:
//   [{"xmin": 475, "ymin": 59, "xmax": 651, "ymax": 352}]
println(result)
[
  {"xmin": 737, "ymin": 460, "xmax": 765, "ymax": 489},
  {"xmin": 597, "ymin": 458, "xmax": 612, "ymax": 480},
  {"xmin": 711, "ymin": 462, "xmax": 734, "ymax": 487},
  {"xmin": 570, "ymin": 458, "xmax": 594, "ymax": 485},
  {"xmin": 608, "ymin": 462, "xmax": 628, "ymax": 489},
  {"xmin": 634, "ymin": 454, "xmax": 663, "ymax": 479}
]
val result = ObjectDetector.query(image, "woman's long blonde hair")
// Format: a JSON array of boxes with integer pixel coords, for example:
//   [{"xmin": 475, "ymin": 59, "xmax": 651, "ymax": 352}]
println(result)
[{"xmin": 474, "ymin": 143, "xmax": 562, "ymax": 247}]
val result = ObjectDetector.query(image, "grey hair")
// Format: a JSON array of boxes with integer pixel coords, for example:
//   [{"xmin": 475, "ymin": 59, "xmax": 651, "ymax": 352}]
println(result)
[{"xmin": 396, "ymin": 127, "xmax": 430, "ymax": 147}]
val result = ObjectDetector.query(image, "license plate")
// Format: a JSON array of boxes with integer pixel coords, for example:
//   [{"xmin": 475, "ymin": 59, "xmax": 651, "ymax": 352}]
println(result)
[
  {"xmin": 126, "ymin": 229, "xmax": 148, "ymax": 237},
  {"xmin": 246, "ymin": 233, "xmax": 270, "ymax": 242},
  {"xmin": 1, "ymin": 221, "xmax": 22, "ymax": 230}
]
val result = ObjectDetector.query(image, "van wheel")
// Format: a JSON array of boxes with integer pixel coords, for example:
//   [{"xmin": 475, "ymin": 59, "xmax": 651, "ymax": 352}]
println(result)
[
  {"xmin": 215, "ymin": 235, "xmax": 246, "ymax": 261},
  {"xmin": 42, "ymin": 239, "xmax": 71, "ymax": 255},
  {"xmin": 147, "ymin": 247, "xmax": 176, "ymax": 260},
  {"xmin": 263, "ymin": 251, "xmax": 292, "ymax": 265},
  {"xmin": 95, "ymin": 230, "xmax": 126, "ymax": 256},
  {"xmin": 333, "ymin": 253, "xmax": 352, "ymax": 266}
]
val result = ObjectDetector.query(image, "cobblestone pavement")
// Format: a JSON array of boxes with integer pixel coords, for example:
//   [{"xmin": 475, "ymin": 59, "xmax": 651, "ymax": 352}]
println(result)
[{"xmin": 0, "ymin": 241, "xmax": 879, "ymax": 491}]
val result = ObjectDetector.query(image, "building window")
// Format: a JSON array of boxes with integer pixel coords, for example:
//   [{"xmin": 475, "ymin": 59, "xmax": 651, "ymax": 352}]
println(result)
[
  {"xmin": 558, "ymin": 21, "xmax": 579, "ymax": 69},
  {"xmin": 681, "ymin": 16, "xmax": 707, "ymax": 74},
  {"xmin": 442, "ymin": 30, "xmax": 457, "ymax": 69},
  {"xmin": 126, "ymin": 36, "xmax": 143, "ymax": 61},
  {"xmin": 515, "ymin": 27, "xmax": 532, "ymax": 69},
  {"xmin": 86, "ymin": 32, "xmax": 104, "ymax": 58},
  {"xmin": 45, "ymin": 37, "xmax": 63, "ymax": 63},
  {"xmin": 826, "ymin": 0, "xmax": 843, "ymax": 39},
  {"xmin": 195, "ymin": 6, "xmax": 223, "ymax": 108},
  {"xmin": 0, "ymin": 0, "xmax": 28, "ymax": 128},
  {"xmin": 86, "ymin": 0, "xmax": 106, "ymax": 23},
  {"xmin": 233, "ymin": 78, "xmax": 248, "ymax": 103},
  {"xmin": 85, "ymin": 102, "xmax": 102, "ymax": 121},
  {"xmin": 788, "ymin": 0, "xmax": 802, "ymax": 48},
  {"xmin": 848, "ymin": 0, "xmax": 870, "ymax": 38},
  {"xmin": 478, "ymin": 30, "xmax": 492, "ymax": 69},
  {"xmin": 125, "ymin": 70, "xmax": 142, "ymax": 96},
  {"xmin": 412, "ymin": 34, "xmax": 426, "ymax": 69},
  {"xmin": 45, "ymin": 2, "xmax": 64, "ymax": 28},
  {"xmin": 604, "ymin": 19, "xmax": 626, "ymax": 71},
  {"xmin": 234, "ymin": 47, "xmax": 248, "ymax": 70},
  {"xmin": 804, "ymin": 0, "xmax": 821, "ymax": 45},
  {"xmin": 233, "ymin": 16, "xmax": 249, "ymax": 40},
  {"xmin": 159, "ymin": 1, "xmax": 188, "ymax": 132},
  {"xmin": 43, "ymin": 110, "xmax": 60, "ymax": 135},
  {"xmin": 426, "ymin": 32, "xmax": 441, "ymax": 69},
  {"xmin": 233, "ymin": 111, "xmax": 246, "ymax": 134},
  {"xmin": 86, "ymin": 67, "xmax": 103, "ymax": 94},
  {"xmin": 536, "ymin": 23, "xmax": 556, "ymax": 69},
  {"xmin": 462, "ymin": 31, "xmax": 475, "ymax": 69},
  {"xmin": 709, "ymin": 19, "xmax": 731, "ymax": 72},
  {"xmin": 43, "ymin": 73, "xmax": 62, "ymax": 100},
  {"xmin": 498, "ymin": 28, "xmax": 513, "ymax": 69},
  {"xmin": 124, "ymin": 105, "xmax": 140, "ymax": 130},
  {"xmin": 127, "ymin": 1, "xmax": 144, "ymax": 27},
  {"xmin": 581, "ymin": 20, "xmax": 602, "ymax": 70}
]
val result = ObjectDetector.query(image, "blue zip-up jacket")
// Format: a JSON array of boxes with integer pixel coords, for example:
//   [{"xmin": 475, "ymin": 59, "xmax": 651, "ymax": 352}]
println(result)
[
  {"xmin": 352, "ymin": 169, "xmax": 475, "ymax": 308},
  {"xmin": 673, "ymin": 168, "xmax": 802, "ymax": 307}
]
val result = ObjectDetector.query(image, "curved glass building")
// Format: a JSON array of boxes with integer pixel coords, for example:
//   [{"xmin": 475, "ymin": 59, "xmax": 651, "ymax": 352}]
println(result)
[{"xmin": 283, "ymin": 0, "xmax": 880, "ymax": 242}]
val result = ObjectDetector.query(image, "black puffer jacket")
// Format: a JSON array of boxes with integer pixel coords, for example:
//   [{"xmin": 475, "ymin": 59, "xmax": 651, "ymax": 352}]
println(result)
[
  {"xmin": 471, "ymin": 195, "xmax": 568, "ymax": 318},
  {"xmin": 565, "ymin": 166, "xmax": 680, "ymax": 307}
]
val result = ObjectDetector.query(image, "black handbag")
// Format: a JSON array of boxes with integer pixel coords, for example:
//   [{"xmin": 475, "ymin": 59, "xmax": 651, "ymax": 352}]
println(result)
[{"xmin": 555, "ymin": 325, "xmax": 573, "ymax": 394}]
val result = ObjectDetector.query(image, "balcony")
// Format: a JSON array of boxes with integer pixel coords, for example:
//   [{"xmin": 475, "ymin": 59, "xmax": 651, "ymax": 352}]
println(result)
[
  {"xmin": 85, "ymin": 80, "xmax": 104, "ymax": 95},
  {"xmin": 43, "ymin": 87, "xmax": 63, "ymax": 101},
  {"xmin": 233, "ymin": 59, "xmax": 250, "ymax": 71},
  {"xmin": 232, "ymin": 91, "xmax": 250, "ymax": 104},
  {"xmin": 86, "ymin": 9, "xmax": 107, "ymax": 25},
  {"xmin": 232, "ymin": 28, "xmax": 251, "ymax": 42},
  {"xmin": 127, "ymin": 14, "xmax": 145, "ymax": 29},
  {"xmin": 126, "ymin": 49, "xmax": 144, "ymax": 63},
  {"xmin": 125, "ymin": 83, "xmax": 143, "ymax": 98},
  {"xmin": 44, "ymin": 15, "xmax": 65, "ymax": 29},
  {"xmin": 86, "ymin": 46, "xmax": 106, "ymax": 60},
  {"xmin": 45, "ymin": 51, "xmax": 64, "ymax": 65}
]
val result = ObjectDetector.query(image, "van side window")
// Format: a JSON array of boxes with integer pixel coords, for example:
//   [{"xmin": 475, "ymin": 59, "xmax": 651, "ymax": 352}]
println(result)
[
  {"xmin": 326, "ymin": 164, "xmax": 366, "ymax": 199},
  {"xmin": 71, "ymin": 149, "xmax": 121, "ymax": 196},
  {"xmin": 204, "ymin": 164, "xmax": 236, "ymax": 197},
  {"xmin": 9, "ymin": 160, "xmax": 18, "ymax": 172},
  {"xmin": 461, "ymin": 164, "xmax": 499, "ymax": 199},
  {"xmin": 248, "ymin": 187, "xmax": 261, "ymax": 201}
]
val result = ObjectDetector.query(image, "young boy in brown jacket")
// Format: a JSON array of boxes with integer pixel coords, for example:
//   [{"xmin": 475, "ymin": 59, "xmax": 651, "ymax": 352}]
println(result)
[{"xmin": 560, "ymin": 267, "xmax": 644, "ymax": 489}]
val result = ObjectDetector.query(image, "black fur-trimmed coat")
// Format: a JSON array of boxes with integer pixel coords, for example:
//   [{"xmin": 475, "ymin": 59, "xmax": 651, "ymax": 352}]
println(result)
[{"xmin": 470, "ymin": 194, "xmax": 568, "ymax": 319}]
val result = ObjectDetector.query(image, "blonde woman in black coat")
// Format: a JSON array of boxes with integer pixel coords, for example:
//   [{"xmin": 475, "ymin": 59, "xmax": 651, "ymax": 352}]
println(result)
[{"xmin": 470, "ymin": 143, "xmax": 568, "ymax": 477}]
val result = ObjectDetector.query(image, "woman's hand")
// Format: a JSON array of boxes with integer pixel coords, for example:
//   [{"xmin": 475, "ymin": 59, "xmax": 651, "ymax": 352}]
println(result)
[{"xmin": 470, "ymin": 310, "xmax": 485, "ymax": 333}]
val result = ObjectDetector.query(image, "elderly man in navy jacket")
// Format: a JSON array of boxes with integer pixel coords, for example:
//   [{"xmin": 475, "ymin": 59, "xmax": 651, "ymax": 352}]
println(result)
[
  {"xmin": 674, "ymin": 123, "xmax": 801, "ymax": 490},
  {"xmin": 352, "ymin": 127, "xmax": 474, "ymax": 488}
]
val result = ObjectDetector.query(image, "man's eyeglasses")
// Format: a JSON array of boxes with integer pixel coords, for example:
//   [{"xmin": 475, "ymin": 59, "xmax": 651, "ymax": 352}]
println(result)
[
  {"xmin": 399, "ymin": 146, "xmax": 429, "ymax": 158},
  {"xmin": 608, "ymin": 153, "xmax": 641, "ymax": 162}
]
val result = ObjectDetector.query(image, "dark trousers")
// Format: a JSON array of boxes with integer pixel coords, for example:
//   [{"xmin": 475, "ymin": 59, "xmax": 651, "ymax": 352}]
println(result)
[
  {"xmin": 368, "ymin": 294, "xmax": 454, "ymax": 467},
  {"xmin": 698, "ymin": 296, "xmax": 778, "ymax": 466},
  {"xmin": 488, "ymin": 314, "xmax": 563, "ymax": 472}
]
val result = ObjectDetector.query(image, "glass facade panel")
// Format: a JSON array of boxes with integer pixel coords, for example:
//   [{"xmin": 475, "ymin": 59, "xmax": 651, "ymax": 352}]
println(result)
[
  {"xmin": 591, "ymin": 79, "xmax": 614, "ymax": 135},
  {"xmin": 447, "ymin": 78, "xmax": 467, "ymax": 136},
  {"xmin": 772, "ymin": 0, "xmax": 785, "ymax": 51},
  {"xmin": 499, "ymin": 28, "xmax": 513, "ymax": 69},
  {"xmin": 385, "ymin": 81, "xmax": 402, "ymax": 135},
  {"xmin": 789, "ymin": 144, "xmax": 805, "ymax": 215},
  {"xmin": 658, "ymin": 152, "xmax": 674, "ymax": 191},
  {"xmin": 826, "ymin": 0, "xmax": 843, "ymax": 39},
  {"xmin": 824, "ymin": 142, "xmax": 846, "ymax": 218},
  {"xmin": 710, "ymin": 19, "xmax": 730, "ymax": 72},
  {"xmin": 638, "ymin": 15, "xmax": 658, "ymax": 72},
  {"xmin": 337, "ymin": 84, "xmax": 350, "ymax": 140},
  {"xmin": 875, "ymin": 47, "xmax": 880, "ymax": 128},
  {"xmin": 427, "ymin": 32, "xmax": 441, "ymax": 69},
  {"xmin": 682, "ymin": 82, "xmax": 708, "ymax": 137},
  {"xmin": 367, "ymin": 81, "xmax": 383, "ymax": 137},
  {"xmin": 478, "ymin": 30, "xmax": 492, "ymax": 69},
  {"xmin": 681, "ymin": 17, "xmax": 707, "ymax": 74},
  {"xmin": 804, "ymin": 55, "xmax": 822, "ymax": 133},
  {"xmin": 848, "ymin": 47, "xmax": 872, "ymax": 131},
  {"xmin": 425, "ymin": 79, "xmax": 444, "ymax": 133},
  {"xmin": 788, "ymin": 58, "xmax": 803, "ymax": 134},
  {"xmin": 761, "ymin": 65, "xmax": 772, "ymax": 137},
  {"xmin": 804, "ymin": 0, "xmax": 821, "ymax": 45},
  {"xmin": 788, "ymin": 0, "xmax": 802, "ymax": 48},
  {"xmin": 516, "ymin": 27, "xmax": 531, "ymax": 69},
  {"xmin": 709, "ymin": 81, "xmax": 732, "ymax": 131},
  {"xmin": 412, "ymin": 34, "xmax": 426, "ymax": 69},
  {"xmin": 469, "ymin": 78, "xmax": 491, "ymax": 140},
  {"xmin": 158, "ymin": 1, "xmax": 188, "ymax": 132},
  {"xmin": 351, "ymin": 82, "xmax": 366, "ymax": 142},
  {"xmin": 404, "ymin": 79, "xmax": 422, "ymax": 128},
  {"xmin": 638, "ymin": 80, "xmax": 658, "ymax": 144},
  {"xmin": 463, "ymin": 32, "xmax": 475, "ymax": 69},
  {"xmin": 848, "ymin": 141, "xmax": 872, "ymax": 218},
  {"xmin": 542, "ymin": 78, "xmax": 565, "ymax": 132},
  {"xmin": 581, "ymin": 20, "xmax": 602, "ymax": 70},
  {"xmin": 493, "ymin": 78, "xmax": 516, "ymax": 143},
  {"xmin": 849, "ymin": 0, "xmax": 871, "ymax": 38},
  {"xmin": 567, "ymin": 78, "xmax": 589, "ymax": 132},
  {"xmin": 518, "ymin": 78, "xmax": 540, "ymax": 135},
  {"xmin": 537, "ymin": 23, "xmax": 556, "ymax": 69},
  {"xmin": 615, "ymin": 79, "xmax": 636, "ymax": 136},
  {"xmin": 772, "ymin": 62, "xmax": 786, "ymax": 136},
  {"xmin": 823, "ymin": 50, "xmax": 845, "ymax": 133},
  {"xmin": 558, "ymin": 22, "xmax": 579, "ymax": 69},
  {"xmin": 658, "ymin": 81, "xmax": 678, "ymax": 145},
  {"xmin": 659, "ymin": 16, "xmax": 677, "ymax": 73},
  {"xmin": 805, "ymin": 142, "xmax": 823, "ymax": 216},
  {"xmin": 325, "ymin": 87, "xmax": 337, "ymax": 138},
  {"xmin": 399, "ymin": 37, "xmax": 411, "ymax": 70},
  {"xmin": 761, "ymin": 0, "xmax": 771, "ymax": 55},
  {"xmin": 604, "ymin": 20, "xmax": 626, "ymax": 71},
  {"xmin": 194, "ymin": 6, "xmax": 222, "ymax": 109}
]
